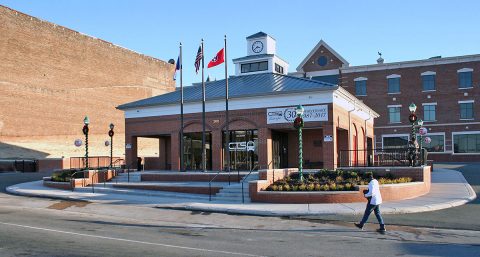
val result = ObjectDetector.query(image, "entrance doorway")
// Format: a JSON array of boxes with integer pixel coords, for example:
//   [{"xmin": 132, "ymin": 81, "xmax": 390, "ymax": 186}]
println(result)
[
  {"xmin": 272, "ymin": 131, "xmax": 288, "ymax": 169},
  {"xmin": 223, "ymin": 130, "xmax": 258, "ymax": 171},
  {"xmin": 183, "ymin": 132, "xmax": 212, "ymax": 171}
]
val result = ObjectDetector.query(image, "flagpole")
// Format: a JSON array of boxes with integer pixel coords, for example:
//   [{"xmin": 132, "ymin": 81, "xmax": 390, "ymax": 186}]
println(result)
[
  {"xmin": 224, "ymin": 35, "xmax": 230, "ymax": 178},
  {"xmin": 201, "ymin": 39, "xmax": 206, "ymax": 172},
  {"xmin": 180, "ymin": 42, "xmax": 184, "ymax": 172}
]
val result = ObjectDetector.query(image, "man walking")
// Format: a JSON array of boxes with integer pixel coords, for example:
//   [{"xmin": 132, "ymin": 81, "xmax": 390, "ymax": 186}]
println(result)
[{"xmin": 355, "ymin": 173, "xmax": 386, "ymax": 232}]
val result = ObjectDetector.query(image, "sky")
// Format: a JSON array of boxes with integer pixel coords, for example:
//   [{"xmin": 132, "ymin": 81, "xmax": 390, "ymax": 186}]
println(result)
[{"xmin": 1, "ymin": 0, "xmax": 479, "ymax": 87}]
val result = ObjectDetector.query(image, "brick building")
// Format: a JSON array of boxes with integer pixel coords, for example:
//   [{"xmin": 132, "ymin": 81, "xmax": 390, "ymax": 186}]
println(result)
[
  {"xmin": 118, "ymin": 33, "xmax": 378, "ymax": 170},
  {"xmin": 292, "ymin": 40, "xmax": 480, "ymax": 162},
  {"xmin": 0, "ymin": 5, "xmax": 175, "ymax": 157}
]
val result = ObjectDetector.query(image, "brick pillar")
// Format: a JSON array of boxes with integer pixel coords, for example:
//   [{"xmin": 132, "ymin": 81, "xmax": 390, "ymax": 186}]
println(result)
[
  {"xmin": 258, "ymin": 127, "xmax": 272, "ymax": 169},
  {"xmin": 125, "ymin": 135, "xmax": 138, "ymax": 168},
  {"xmin": 170, "ymin": 132, "xmax": 180, "ymax": 171},
  {"xmin": 322, "ymin": 124, "xmax": 335, "ymax": 170},
  {"xmin": 211, "ymin": 129, "xmax": 223, "ymax": 171},
  {"xmin": 158, "ymin": 137, "xmax": 166, "ymax": 170}
]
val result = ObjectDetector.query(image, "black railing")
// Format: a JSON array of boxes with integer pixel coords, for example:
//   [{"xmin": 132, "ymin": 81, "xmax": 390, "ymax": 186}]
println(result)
[
  {"xmin": 338, "ymin": 148, "xmax": 422, "ymax": 167},
  {"xmin": 13, "ymin": 159, "xmax": 38, "ymax": 172},
  {"xmin": 70, "ymin": 156, "xmax": 122, "ymax": 170}
]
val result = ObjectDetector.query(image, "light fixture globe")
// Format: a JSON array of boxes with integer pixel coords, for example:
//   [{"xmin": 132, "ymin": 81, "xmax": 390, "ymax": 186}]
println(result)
[
  {"xmin": 83, "ymin": 116, "xmax": 90, "ymax": 125},
  {"xmin": 417, "ymin": 119, "xmax": 424, "ymax": 126},
  {"xmin": 408, "ymin": 103, "xmax": 417, "ymax": 113},
  {"xmin": 109, "ymin": 123, "xmax": 115, "ymax": 130},
  {"xmin": 296, "ymin": 105, "xmax": 305, "ymax": 116}
]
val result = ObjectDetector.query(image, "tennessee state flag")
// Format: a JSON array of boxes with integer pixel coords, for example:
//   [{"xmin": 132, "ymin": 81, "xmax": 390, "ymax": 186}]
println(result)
[{"xmin": 207, "ymin": 48, "xmax": 225, "ymax": 68}]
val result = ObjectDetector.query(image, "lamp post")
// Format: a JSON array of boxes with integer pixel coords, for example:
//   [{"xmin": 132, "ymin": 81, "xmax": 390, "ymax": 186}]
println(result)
[
  {"xmin": 294, "ymin": 105, "xmax": 305, "ymax": 182},
  {"xmin": 109, "ymin": 123, "xmax": 114, "ymax": 168},
  {"xmin": 83, "ymin": 116, "xmax": 90, "ymax": 170},
  {"xmin": 408, "ymin": 103, "xmax": 420, "ymax": 167}
]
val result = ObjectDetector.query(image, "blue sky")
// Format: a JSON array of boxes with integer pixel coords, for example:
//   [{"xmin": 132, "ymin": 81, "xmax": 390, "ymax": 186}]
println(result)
[{"xmin": 1, "ymin": 0, "xmax": 479, "ymax": 86}]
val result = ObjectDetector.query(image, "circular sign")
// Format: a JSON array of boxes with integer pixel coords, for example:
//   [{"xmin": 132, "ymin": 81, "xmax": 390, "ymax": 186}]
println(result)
[
  {"xmin": 108, "ymin": 130, "xmax": 114, "ymax": 137},
  {"xmin": 293, "ymin": 117, "xmax": 304, "ymax": 129},
  {"xmin": 419, "ymin": 127, "xmax": 428, "ymax": 136},
  {"xmin": 74, "ymin": 139, "xmax": 82, "ymax": 147},
  {"xmin": 105, "ymin": 140, "xmax": 110, "ymax": 147},
  {"xmin": 424, "ymin": 137, "xmax": 432, "ymax": 144},
  {"xmin": 82, "ymin": 125, "xmax": 89, "ymax": 135}
]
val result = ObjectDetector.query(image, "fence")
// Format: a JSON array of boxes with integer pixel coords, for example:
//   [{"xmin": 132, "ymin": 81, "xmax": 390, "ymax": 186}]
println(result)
[
  {"xmin": 338, "ymin": 148, "xmax": 423, "ymax": 167},
  {"xmin": 0, "ymin": 159, "xmax": 38, "ymax": 172}
]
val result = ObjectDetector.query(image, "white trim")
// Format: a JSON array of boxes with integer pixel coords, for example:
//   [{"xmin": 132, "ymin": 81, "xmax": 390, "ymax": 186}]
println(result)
[
  {"xmin": 354, "ymin": 77, "xmax": 368, "ymax": 82},
  {"xmin": 422, "ymin": 90, "xmax": 436, "ymax": 93},
  {"xmin": 305, "ymin": 69, "xmax": 339, "ymax": 77},
  {"xmin": 459, "ymin": 87, "xmax": 474, "ymax": 90},
  {"xmin": 386, "ymin": 74, "xmax": 401, "ymax": 79},
  {"xmin": 459, "ymin": 119, "xmax": 475, "ymax": 121},
  {"xmin": 387, "ymin": 92, "xmax": 401, "ymax": 95},
  {"xmin": 387, "ymin": 104, "xmax": 402, "ymax": 108},
  {"xmin": 458, "ymin": 100, "xmax": 474, "ymax": 104},
  {"xmin": 341, "ymin": 54, "xmax": 480, "ymax": 74},
  {"xmin": 376, "ymin": 121, "xmax": 480, "ymax": 129},
  {"xmin": 457, "ymin": 68, "xmax": 473, "ymax": 73},
  {"xmin": 422, "ymin": 102, "xmax": 437, "ymax": 106},
  {"xmin": 452, "ymin": 131, "xmax": 480, "ymax": 154},
  {"xmin": 296, "ymin": 39, "xmax": 349, "ymax": 72},
  {"xmin": 421, "ymin": 71, "xmax": 436, "ymax": 76}
]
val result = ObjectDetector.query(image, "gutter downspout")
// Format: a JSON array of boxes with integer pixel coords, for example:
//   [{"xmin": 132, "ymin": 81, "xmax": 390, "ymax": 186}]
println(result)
[{"xmin": 364, "ymin": 111, "xmax": 372, "ymax": 166}]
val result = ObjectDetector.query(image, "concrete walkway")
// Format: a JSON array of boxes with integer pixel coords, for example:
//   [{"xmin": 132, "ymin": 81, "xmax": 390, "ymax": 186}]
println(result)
[{"xmin": 6, "ymin": 168, "xmax": 476, "ymax": 216}]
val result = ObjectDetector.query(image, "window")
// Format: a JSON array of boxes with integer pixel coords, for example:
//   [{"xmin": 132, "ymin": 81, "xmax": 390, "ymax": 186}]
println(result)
[
  {"xmin": 453, "ymin": 133, "xmax": 480, "ymax": 153},
  {"xmin": 388, "ymin": 106, "xmax": 401, "ymax": 123},
  {"xmin": 275, "ymin": 63, "xmax": 284, "ymax": 74},
  {"xmin": 418, "ymin": 134, "xmax": 444, "ymax": 152},
  {"xmin": 422, "ymin": 74, "xmax": 436, "ymax": 91},
  {"xmin": 423, "ymin": 104, "xmax": 436, "ymax": 121},
  {"xmin": 388, "ymin": 77, "xmax": 400, "ymax": 93},
  {"xmin": 355, "ymin": 80, "xmax": 367, "ymax": 96},
  {"xmin": 458, "ymin": 69, "xmax": 473, "ymax": 89},
  {"xmin": 241, "ymin": 61, "xmax": 268, "ymax": 73},
  {"xmin": 383, "ymin": 135, "xmax": 409, "ymax": 149},
  {"xmin": 459, "ymin": 101, "xmax": 474, "ymax": 119}
]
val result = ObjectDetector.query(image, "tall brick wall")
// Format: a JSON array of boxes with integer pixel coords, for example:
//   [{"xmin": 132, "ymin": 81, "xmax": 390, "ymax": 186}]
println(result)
[{"xmin": 0, "ymin": 5, "xmax": 175, "ymax": 138}]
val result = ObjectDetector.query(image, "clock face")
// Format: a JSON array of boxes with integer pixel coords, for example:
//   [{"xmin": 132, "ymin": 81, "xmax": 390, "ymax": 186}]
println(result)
[{"xmin": 252, "ymin": 41, "xmax": 264, "ymax": 53}]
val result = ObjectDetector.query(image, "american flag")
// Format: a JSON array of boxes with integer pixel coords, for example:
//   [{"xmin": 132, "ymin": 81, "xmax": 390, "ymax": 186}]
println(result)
[{"xmin": 194, "ymin": 45, "xmax": 203, "ymax": 74}]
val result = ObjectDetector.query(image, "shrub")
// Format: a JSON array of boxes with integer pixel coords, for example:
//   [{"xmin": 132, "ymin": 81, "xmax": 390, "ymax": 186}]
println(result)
[
  {"xmin": 329, "ymin": 183, "xmax": 337, "ymax": 191},
  {"xmin": 277, "ymin": 185, "xmax": 284, "ymax": 191},
  {"xmin": 320, "ymin": 184, "xmax": 329, "ymax": 191},
  {"xmin": 283, "ymin": 184, "xmax": 291, "ymax": 191},
  {"xmin": 337, "ymin": 184, "xmax": 345, "ymax": 191},
  {"xmin": 298, "ymin": 184, "xmax": 306, "ymax": 191},
  {"xmin": 314, "ymin": 183, "xmax": 321, "ymax": 191},
  {"xmin": 292, "ymin": 185, "xmax": 299, "ymax": 191},
  {"xmin": 270, "ymin": 185, "xmax": 278, "ymax": 191},
  {"xmin": 307, "ymin": 183, "xmax": 315, "ymax": 191}
]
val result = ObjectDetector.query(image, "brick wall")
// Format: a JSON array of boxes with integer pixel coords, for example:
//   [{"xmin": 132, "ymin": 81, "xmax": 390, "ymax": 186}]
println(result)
[{"xmin": 0, "ymin": 5, "xmax": 175, "ymax": 138}]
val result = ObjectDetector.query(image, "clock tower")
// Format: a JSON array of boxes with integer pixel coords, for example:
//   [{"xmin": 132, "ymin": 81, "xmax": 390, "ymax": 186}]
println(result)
[{"xmin": 233, "ymin": 32, "xmax": 289, "ymax": 76}]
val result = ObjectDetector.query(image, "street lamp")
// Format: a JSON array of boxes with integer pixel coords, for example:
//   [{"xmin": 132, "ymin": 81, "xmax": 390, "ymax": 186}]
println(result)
[
  {"xmin": 294, "ymin": 105, "xmax": 305, "ymax": 182},
  {"xmin": 83, "ymin": 116, "xmax": 90, "ymax": 170},
  {"xmin": 108, "ymin": 123, "xmax": 115, "ymax": 168}
]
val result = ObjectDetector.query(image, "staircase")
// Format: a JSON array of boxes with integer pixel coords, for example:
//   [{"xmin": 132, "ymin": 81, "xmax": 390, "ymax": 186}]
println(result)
[
  {"xmin": 113, "ymin": 171, "xmax": 141, "ymax": 182},
  {"xmin": 213, "ymin": 173, "xmax": 259, "ymax": 202}
]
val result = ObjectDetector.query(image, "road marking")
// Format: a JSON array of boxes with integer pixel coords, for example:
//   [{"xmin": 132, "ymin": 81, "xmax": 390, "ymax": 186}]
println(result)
[{"xmin": 0, "ymin": 222, "xmax": 264, "ymax": 257}]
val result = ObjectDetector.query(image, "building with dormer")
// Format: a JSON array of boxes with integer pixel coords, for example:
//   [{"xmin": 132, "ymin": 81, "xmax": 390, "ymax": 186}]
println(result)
[
  {"xmin": 118, "ymin": 32, "xmax": 378, "ymax": 171},
  {"xmin": 292, "ymin": 40, "xmax": 480, "ymax": 162}
]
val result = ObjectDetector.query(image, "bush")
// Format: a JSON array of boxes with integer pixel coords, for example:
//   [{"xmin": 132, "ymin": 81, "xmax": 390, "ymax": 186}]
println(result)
[
  {"xmin": 307, "ymin": 183, "xmax": 315, "ymax": 191},
  {"xmin": 298, "ymin": 184, "xmax": 306, "ymax": 191}
]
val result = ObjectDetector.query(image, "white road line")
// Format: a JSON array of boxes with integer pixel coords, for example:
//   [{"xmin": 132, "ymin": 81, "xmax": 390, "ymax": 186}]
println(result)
[{"xmin": 0, "ymin": 222, "xmax": 265, "ymax": 257}]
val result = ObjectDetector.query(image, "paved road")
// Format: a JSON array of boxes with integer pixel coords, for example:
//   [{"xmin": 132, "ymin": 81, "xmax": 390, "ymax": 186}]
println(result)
[
  {"xmin": 0, "ymin": 171, "xmax": 479, "ymax": 256},
  {"xmin": 296, "ymin": 163, "xmax": 480, "ymax": 231}
]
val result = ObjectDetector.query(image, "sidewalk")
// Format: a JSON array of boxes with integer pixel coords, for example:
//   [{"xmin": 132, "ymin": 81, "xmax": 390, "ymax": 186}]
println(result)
[{"xmin": 6, "ymin": 168, "xmax": 476, "ymax": 216}]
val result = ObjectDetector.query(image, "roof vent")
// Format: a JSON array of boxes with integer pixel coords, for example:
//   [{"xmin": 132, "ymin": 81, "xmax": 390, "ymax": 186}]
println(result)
[
  {"xmin": 377, "ymin": 52, "xmax": 384, "ymax": 64},
  {"xmin": 429, "ymin": 56, "xmax": 442, "ymax": 59}
]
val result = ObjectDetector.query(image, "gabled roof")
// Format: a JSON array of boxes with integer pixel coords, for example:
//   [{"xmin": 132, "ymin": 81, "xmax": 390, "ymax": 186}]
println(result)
[
  {"xmin": 117, "ymin": 73, "xmax": 337, "ymax": 110},
  {"xmin": 296, "ymin": 40, "xmax": 349, "ymax": 72}
]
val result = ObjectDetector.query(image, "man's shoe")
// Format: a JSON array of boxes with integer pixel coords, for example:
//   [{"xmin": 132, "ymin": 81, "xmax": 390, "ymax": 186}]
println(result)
[
  {"xmin": 377, "ymin": 224, "xmax": 386, "ymax": 233},
  {"xmin": 354, "ymin": 223, "xmax": 364, "ymax": 230}
]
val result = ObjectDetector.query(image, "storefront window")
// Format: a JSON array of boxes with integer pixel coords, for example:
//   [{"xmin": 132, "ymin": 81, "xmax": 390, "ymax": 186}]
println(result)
[
  {"xmin": 223, "ymin": 130, "xmax": 258, "ymax": 170},
  {"xmin": 454, "ymin": 133, "xmax": 480, "ymax": 153},
  {"xmin": 419, "ymin": 134, "xmax": 444, "ymax": 152},
  {"xmin": 183, "ymin": 132, "xmax": 212, "ymax": 170},
  {"xmin": 383, "ymin": 136, "xmax": 409, "ymax": 149}
]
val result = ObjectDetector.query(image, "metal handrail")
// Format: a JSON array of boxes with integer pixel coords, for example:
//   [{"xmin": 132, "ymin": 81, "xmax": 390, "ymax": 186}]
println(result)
[
  {"xmin": 208, "ymin": 171, "xmax": 222, "ymax": 201},
  {"xmin": 69, "ymin": 170, "xmax": 87, "ymax": 191},
  {"xmin": 241, "ymin": 164, "xmax": 259, "ymax": 203}
]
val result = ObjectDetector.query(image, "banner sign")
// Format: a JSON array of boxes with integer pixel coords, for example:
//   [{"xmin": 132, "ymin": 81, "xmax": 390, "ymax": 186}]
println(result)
[{"xmin": 267, "ymin": 105, "xmax": 328, "ymax": 124}]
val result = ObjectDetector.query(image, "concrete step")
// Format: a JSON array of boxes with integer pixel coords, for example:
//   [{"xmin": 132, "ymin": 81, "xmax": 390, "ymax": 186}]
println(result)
[{"xmin": 212, "ymin": 196, "xmax": 251, "ymax": 203}]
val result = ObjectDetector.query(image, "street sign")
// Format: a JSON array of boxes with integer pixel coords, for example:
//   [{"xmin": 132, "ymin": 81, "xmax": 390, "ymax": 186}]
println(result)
[
  {"xmin": 324, "ymin": 135, "xmax": 333, "ymax": 142},
  {"xmin": 419, "ymin": 127, "xmax": 428, "ymax": 136},
  {"xmin": 424, "ymin": 137, "xmax": 432, "ymax": 144},
  {"xmin": 74, "ymin": 139, "xmax": 82, "ymax": 147}
]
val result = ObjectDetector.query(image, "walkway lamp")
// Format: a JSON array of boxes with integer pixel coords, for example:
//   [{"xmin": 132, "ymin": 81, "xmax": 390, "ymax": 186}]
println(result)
[
  {"xmin": 83, "ymin": 116, "xmax": 90, "ymax": 170},
  {"xmin": 108, "ymin": 123, "xmax": 115, "ymax": 168},
  {"xmin": 294, "ymin": 105, "xmax": 305, "ymax": 182}
]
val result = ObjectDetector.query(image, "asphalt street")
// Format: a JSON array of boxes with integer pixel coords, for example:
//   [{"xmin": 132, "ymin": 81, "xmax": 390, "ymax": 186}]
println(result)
[
  {"xmin": 295, "ymin": 163, "xmax": 480, "ymax": 231},
  {"xmin": 0, "ymin": 167, "xmax": 479, "ymax": 256}
]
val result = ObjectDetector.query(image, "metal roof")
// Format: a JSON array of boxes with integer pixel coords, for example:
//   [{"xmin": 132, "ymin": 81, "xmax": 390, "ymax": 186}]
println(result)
[
  {"xmin": 117, "ymin": 73, "xmax": 337, "ymax": 110},
  {"xmin": 246, "ymin": 32, "xmax": 268, "ymax": 39}
]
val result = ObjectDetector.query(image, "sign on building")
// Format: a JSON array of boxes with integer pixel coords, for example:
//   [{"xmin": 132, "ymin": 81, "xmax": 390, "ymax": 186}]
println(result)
[{"xmin": 267, "ymin": 105, "xmax": 328, "ymax": 124}]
